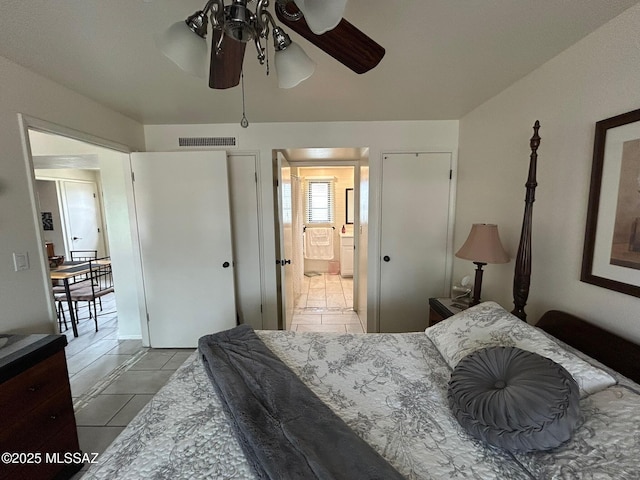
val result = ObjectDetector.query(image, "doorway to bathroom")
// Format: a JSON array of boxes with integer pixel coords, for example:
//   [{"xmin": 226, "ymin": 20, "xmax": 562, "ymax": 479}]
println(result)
[{"xmin": 275, "ymin": 148, "xmax": 367, "ymax": 334}]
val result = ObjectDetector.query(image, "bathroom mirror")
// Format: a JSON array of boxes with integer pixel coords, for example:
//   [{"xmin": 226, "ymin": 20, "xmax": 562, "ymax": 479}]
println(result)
[{"xmin": 346, "ymin": 188, "xmax": 354, "ymax": 224}]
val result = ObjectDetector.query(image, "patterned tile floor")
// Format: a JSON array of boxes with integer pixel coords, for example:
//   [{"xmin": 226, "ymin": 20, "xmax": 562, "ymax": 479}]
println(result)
[
  {"xmin": 59, "ymin": 294, "xmax": 194, "ymax": 478},
  {"xmin": 291, "ymin": 273, "xmax": 364, "ymax": 333}
]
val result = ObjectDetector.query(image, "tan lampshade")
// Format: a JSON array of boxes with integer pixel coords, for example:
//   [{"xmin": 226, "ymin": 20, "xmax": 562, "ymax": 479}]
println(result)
[{"xmin": 455, "ymin": 224, "xmax": 510, "ymax": 264}]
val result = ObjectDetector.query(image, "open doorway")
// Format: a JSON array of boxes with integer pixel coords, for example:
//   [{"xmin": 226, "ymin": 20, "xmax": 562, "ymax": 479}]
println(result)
[
  {"xmin": 297, "ymin": 166, "xmax": 354, "ymax": 307},
  {"xmin": 25, "ymin": 126, "xmax": 145, "ymax": 363},
  {"xmin": 29, "ymin": 130, "xmax": 118, "ymax": 344},
  {"xmin": 24, "ymin": 123, "xmax": 152, "ymax": 404},
  {"xmin": 21, "ymin": 118, "xmax": 147, "ymax": 410},
  {"xmin": 275, "ymin": 148, "xmax": 368, "ymax": 334}
]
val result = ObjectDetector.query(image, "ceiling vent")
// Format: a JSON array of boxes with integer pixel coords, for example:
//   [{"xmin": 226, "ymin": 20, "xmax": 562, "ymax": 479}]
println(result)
[{"xmin": 178, "ymin": 136, "xmax": 237, "ymax": 147}]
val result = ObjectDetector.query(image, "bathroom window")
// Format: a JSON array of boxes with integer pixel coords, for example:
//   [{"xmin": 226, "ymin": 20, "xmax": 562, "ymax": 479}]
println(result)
[{"xmin": 305, "ymin": 178, "xmax": 335, "ymax": 224}]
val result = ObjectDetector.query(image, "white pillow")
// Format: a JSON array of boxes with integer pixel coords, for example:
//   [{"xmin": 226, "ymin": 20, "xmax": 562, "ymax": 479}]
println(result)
[{"xmin": 425, "ymin": 301, "xmax": 616, "ymax": 396}]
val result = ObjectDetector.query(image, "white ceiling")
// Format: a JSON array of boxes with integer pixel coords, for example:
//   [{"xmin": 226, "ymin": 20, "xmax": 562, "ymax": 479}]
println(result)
[{"xmin": 1, "ymin": 0, "xmax": 638, "ymax": 126}]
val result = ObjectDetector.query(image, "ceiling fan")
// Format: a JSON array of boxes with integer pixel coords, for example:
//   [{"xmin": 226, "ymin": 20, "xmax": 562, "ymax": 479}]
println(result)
[{"xmin": 157, "ymin": 0, "xmax": 385, "ymax": 90}]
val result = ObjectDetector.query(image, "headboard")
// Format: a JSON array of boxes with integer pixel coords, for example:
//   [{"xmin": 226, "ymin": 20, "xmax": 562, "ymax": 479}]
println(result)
[
  {"xmin": 510, "ymin": 122, "xmax": 640, "ymax": 382},
  {"xmin": 536, "ymin": 310, "xmax": 640, "ymax": 384}
]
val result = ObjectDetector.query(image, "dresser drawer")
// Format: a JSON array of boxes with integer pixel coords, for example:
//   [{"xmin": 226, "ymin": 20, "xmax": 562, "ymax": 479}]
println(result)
[
  {"xmin": 0, "ymin": 384, "xmax": 76, "ymax": 453},
  {"xmin": 0, "ymin": 350, "xmax": 69, "ymax": 429},
  {"xmin": 0, "ymin": 334, "xmax": 81, "ymax": 480},
  {"xmin": 0, "ymin": 421, "xmax": 81, "ymax": 480}
]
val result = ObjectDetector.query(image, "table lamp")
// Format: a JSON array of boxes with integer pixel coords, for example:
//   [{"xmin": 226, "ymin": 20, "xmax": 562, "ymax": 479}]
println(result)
[{"xmin": 455, "ymin": 224, "xmax": 510, "ymax": 306}]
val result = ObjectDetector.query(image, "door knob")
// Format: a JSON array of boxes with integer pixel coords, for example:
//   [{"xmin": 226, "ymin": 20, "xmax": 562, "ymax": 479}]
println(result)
[
  {"xmin": 283, "ymin": 259, "xmax": 291, "ymax": 265},
  {"xmin": 222, "ymin": 261, "xmax": 230, "ymax": 268},
  {"xmin": 72, "ymin": 237, "xmax": 82, "ymax": 240},
  {"xmin": 383, "ymin": 255, "xmax": 391, "ymax": 262}
]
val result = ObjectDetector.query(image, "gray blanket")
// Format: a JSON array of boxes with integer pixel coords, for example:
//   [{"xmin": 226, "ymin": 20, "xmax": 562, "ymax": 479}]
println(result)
[{"xmin": 198, "ymin": 325, "xmax": 405, "ymax": 480}]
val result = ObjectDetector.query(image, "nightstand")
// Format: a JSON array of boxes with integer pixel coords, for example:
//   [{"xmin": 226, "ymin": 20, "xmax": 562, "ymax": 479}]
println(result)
[{"xmin": 428, "ymin": 297, "xmax": 468, "ymax": 327}]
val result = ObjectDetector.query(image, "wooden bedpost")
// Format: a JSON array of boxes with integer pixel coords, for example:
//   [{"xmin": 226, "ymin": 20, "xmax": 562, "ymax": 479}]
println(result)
[{"xmin": 512, "ymin": 121, "xmax": 540, "ymax": 322}]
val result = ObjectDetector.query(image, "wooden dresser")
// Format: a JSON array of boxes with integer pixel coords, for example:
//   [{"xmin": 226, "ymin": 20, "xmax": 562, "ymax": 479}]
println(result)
[{"xmin": 0, "ymin": 334, "xmax": 82, "ymax": 480}]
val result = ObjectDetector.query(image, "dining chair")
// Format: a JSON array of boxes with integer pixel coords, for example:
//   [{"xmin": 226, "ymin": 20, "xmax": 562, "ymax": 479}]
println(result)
[
  {"xmin": 70, "ymin": 250, "xmax": 98, "ymax": 282},
  {"xmin": 51, "ymin": 272, "xmax": 92, "ymax": 297},
  {"xmin": 53, "ymin": 292, "xmax": 69, "ymax": 332},
  {"xmin": 67, "ymin": 257, "xmax": 114, "ymax": 332}
]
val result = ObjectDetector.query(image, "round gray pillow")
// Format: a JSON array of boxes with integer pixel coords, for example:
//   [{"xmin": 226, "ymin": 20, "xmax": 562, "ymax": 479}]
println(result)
[{"xmin": 448, "ymin": 346, "xmax": 580, "ymax": 452}]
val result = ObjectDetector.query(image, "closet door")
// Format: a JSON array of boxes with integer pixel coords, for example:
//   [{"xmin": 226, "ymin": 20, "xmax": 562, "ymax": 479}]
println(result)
[
  {"xmin": 60, "ymin": 180, "xmax": 107, "ymax": 257},
  {"xmin": 131, "ymin": 151, "xmax": 236, "ymax": 347},
  {"xmin": 379, "ymin": 152, "xmax": 451, "ymax": 332}
]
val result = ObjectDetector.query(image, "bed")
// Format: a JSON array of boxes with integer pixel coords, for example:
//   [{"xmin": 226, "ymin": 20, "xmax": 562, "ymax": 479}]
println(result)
[{"xmin": 82, "ymin": 123, "xmax": 640, "ymax": 479}]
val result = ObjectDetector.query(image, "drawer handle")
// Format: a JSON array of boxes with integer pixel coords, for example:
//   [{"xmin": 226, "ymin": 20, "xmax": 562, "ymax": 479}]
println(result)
[
  {"xmin": 28, "ymin": 384, "xmax": 42, "ymax": 392},
  {"xmin": 50, "ymin": 414, "xmax": 58, "ymax": 420}
]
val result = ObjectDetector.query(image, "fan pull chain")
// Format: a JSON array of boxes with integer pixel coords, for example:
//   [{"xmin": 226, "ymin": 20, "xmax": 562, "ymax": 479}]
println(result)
[
  {"xmin": 265, "ymin": 40, "xmax": 270, "ymax": 76},
  {"xmin": 240, "ymin": 70, "xmax": 249, "ymax": 128}
]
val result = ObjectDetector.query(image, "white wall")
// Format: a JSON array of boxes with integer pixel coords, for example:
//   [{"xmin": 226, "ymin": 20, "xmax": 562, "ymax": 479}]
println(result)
[
  {"xmin": 144, "ymin": 121, "xmax": 459, "ymax": 330},
  {"xmin": 35, "ymin": 180, "xmax": 65, "ymax": 254},
  {"xmin": 0, "ymin": 55, "xmax": 144, "ymax": 334},
  {"xmin": 456, "ymin": 4, "xmax": 640, "ymax": 341}
]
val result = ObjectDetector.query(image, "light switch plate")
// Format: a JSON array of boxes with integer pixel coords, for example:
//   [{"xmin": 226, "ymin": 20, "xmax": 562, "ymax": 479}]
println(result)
[{"xmin": 13, "ymin": 252, "xmax": 29, "ymax": 271}]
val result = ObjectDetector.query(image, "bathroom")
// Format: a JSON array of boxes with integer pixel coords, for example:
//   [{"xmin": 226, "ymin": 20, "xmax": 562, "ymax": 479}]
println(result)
[{"xmin": 289, "ymin": 165, "xmax": 363, "ymax": 333}]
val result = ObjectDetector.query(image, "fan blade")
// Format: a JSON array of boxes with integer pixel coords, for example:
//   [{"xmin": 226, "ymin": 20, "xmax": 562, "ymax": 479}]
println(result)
[
  {"xmin": 275, "ymin": 2, "xmax": 384, "ymax": 74},
  {"xmin": 209, "ymin": 29, "xmax": 247, "ymax": 89}
]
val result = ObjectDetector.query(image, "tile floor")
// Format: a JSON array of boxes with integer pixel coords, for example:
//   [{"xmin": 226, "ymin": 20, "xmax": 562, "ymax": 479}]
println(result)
[
  {"xmin": 291, "ymin": 273, "xmax": 365, "ymax": 333},
  {"xmin": 59, "ymin": 293, "xmax": 194, "ymax": 478}
]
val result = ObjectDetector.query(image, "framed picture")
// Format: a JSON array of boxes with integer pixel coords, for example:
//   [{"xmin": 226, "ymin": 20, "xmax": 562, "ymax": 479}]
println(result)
[
  {"xmin": 581, "ymin": 107, "xmax": 640, "ymax": 297},
  {"xmin": 41, "ymin": 212, "xmax": 54, "ymax": 231}
]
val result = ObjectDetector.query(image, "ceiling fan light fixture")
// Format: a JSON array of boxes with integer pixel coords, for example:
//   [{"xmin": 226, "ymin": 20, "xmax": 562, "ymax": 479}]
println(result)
[
  {"xmin": 156, "ymin": 16, "xmax": 209, "ymax": 78},
  {"xmin": 273, "ymin": 30, "xmax": 315, "ymax": 89},
  {"xmin": 223, "ymin": 1, "xmax": 257, "ymax": 42},
  {"xmin": 185, "ymin": 10, "xmax": 210, "ymax": 38},
  {"xmin": 157, "ymin": 0, "xmax": 381, "ymax": 92},
  {"xmin": 295, "ymin": 0, "xmax": 347, "ymax": 35}
]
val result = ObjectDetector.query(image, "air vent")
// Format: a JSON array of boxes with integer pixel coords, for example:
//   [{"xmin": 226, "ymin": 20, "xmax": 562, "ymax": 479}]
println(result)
[{"xmin": 178, "ymin": 136, "xmax": 237, "ymax": 147}]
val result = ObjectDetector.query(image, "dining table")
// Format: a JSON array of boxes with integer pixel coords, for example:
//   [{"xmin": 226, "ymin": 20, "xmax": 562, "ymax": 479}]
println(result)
[{"xmin": 49, "ymin": 259, "xmax": 111, "ymax": 337}]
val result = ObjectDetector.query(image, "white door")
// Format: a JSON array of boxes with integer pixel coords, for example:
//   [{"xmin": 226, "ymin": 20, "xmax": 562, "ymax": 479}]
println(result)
[
  {"xmin": 131, "ymin": 151, "xmax": 236, "ymax": 347},
  {"xmin": 276, "ymin": 152, "xmax": 295, "ymax": 330},
  {"xmin": 227, "ymin": 153, "xmax": 263, "ymax": 329},
  {"xmin": 60, "ymin": 181, "xmax": 106, "ymax": 257},
  {"xmin": 290, "ymin": 175, "xmax": 304, "ymax": 306},
  {"xmin": 379, "ymin": 152, "xmax": 451, "ymax": 332}
]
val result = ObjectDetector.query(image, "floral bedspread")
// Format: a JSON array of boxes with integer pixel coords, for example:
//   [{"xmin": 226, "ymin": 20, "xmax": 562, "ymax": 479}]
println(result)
[{"xmin": 83, "ymin": 315, "xmax": 640, "ymax": 479}]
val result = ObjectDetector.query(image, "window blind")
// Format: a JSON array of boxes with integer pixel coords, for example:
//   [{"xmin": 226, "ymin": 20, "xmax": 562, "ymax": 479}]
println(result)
[{"xmin": 305, "ymin": 178, "xmax": 335, "ymax": 224}]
